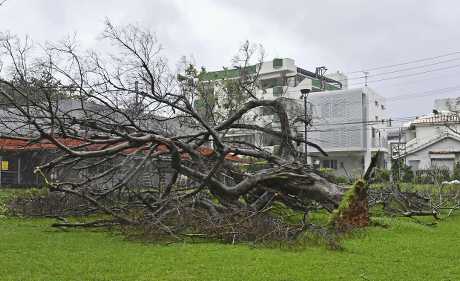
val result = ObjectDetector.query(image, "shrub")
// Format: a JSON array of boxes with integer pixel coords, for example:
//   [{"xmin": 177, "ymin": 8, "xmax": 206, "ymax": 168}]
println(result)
[
  {"xmin": 414, "ymin": 168, "xmax": 450, "ymax": 184},
  {"xmin": 318, "ymin": 167, "xmax": 335, "ymax": 177},
  {"xmin": 452, "ymin": 162, "xmax": 460, "ymax": 181},
  {"xmin": 391, "ymin": 160, "xmax": 414, "ymax": 182},
  {"xmin": 317, "ymin": 168, "xmax": 351, "ymax": 185},
  {"xmin": 374, "ymin": 168, "xmax": 390, "ymax": 183},
  {"xmin": 415, "ymin": 173, "xmax": 433, "ymax": 184},
  {"xmin": 401, "ymin": 166, "xmax": 414, "ymax": 183},
  {"xmin": 335, "ymin": 176, "xmax": 351, "ymax": 185}
]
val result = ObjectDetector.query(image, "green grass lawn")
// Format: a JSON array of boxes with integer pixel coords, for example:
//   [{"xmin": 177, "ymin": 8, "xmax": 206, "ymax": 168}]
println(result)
[
  {"xmin": 1, "ymin": 215, "xmax": 459, "ymax": 281},
  {"xmin": 1, "ymin": 187, "xmax": 460, "ymax": 281}
]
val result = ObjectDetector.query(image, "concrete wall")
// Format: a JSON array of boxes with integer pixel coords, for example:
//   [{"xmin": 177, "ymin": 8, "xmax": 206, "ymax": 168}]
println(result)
[{"xmin": 364, "ymin": 88, "xmax": 388, "ymax": 150}]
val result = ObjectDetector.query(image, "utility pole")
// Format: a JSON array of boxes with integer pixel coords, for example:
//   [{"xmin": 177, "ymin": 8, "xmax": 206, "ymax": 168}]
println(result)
[
  {"xmin": 301, "ymin": 89, "xmax": 311, "ymax": 164},
  {"xmin": 363, "ymin": 71, "xmax": 369, "ymax": 87}
]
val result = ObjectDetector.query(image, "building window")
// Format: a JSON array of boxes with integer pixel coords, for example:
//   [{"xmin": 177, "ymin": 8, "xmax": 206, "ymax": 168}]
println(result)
[
  {"xmin": 375, "ymin": 101, "xmax": 379, "ymax": 107},
  {"xmin": 273, "ymin": 58, "xmax": 283, "ymax": 68},
  {"xmin": 273, "ymin": 86, "xmax": 283, "ymax": 97},
  {"xmin": 381, "ymin": 104, "xmax": 385, "ymax": 110},
  {"xmin": 375, "ymin": 116, "xmax": 379, "ymax": 121},
  {"xmin": 323, "ymin": 159, "xmax": 338, "ymax": 169},
  {"xmin": 261, "ymin": 77, "xmax": 285, "ymax": 89}
]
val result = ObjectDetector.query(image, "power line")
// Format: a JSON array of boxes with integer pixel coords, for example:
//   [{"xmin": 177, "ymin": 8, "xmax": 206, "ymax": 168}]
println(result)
[
  {"xmin": 386, "ymin": 85, "xmax": 460, "ymax": 103},
  {"xmin": 370, "ymin": 72, "xmax": 457, "ymax": 90},
  {"xmin": 345, "ymin": 51, "xmax": 460, "ymax": 74},
  {"xmin": 308, "ymin": 125, "xmax": 406, "ymax": 133},
  {"xmin": 349, "ymin": 63, "xmax": 460, "ymax": 86},
  {"xmin": 346, "ymin": 57, "xmax": 460, "ymax": 81},
  {"xmin": 311, "ymin": 116, "xmax": 416, "ymax": 127}
]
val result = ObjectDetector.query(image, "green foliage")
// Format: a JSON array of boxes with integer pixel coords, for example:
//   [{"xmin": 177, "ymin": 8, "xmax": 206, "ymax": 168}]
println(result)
[
  {"xmin": 317, "ymin": 168, "xmax": 351, "ymax": 185},
  {"xmin": 318, "ymin": 167, "xmax": 335, "ymax": 177},
  {"xmin": 335, "ymin": 176, "xmax": 350, "ymax": 185},
  {"xmin": 220, "ymin": 79, "xmax": 252, "ymax": 113},
  {"xmin": 452, "ymin": 162, "xmax": 460, "ymax": 180},
  {"xmin": 401, "ymin": 166, "xmax": 414, "ymax": 182},
  {"xmin": 0, "ymin": 188, "xmax": 46, "ymax": 218},
  {"xmin": 374, "ymin": 168, "xmax": 390, "ymax": 183},
  {"xmin": 391, "ymin": 160, "xmax": 414, "ymax": 182},
  {"xmin": 414, "ymin": 172, "xmax": 434, "ymax": 184},
  {"xmin": 269, "ymin": 202, "xmax": 303, "ymax": 224}
]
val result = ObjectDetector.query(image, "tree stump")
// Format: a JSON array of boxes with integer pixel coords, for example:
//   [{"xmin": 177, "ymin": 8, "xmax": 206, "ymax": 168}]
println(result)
[{"xmin": 330, "ymin": 180, "xmax": 369, "ymax": 232}]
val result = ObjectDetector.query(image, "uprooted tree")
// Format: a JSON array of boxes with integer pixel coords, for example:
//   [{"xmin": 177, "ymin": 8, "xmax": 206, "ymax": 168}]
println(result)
[{"xmin": 0, "ymin": 21, "xmax": 367, "ymax": 242}]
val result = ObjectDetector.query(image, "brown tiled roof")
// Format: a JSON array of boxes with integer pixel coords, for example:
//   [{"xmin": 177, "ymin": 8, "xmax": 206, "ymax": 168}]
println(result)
[{"xmin": 0, "ymin": 137, "xmax": 242, "ymax": 161}]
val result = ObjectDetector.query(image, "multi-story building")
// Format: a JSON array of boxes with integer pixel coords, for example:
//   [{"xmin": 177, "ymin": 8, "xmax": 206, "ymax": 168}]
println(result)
[
  {"xmin": 198, "ymin": 58, "xmax": 343, "ymax": 150},
  {"xmin": 308, "ymin": 87, "xmax": 389, "ymax": 177},
  {"xmin": 198, "ymin": 58, "xmax": 389, "ymax": 177}
]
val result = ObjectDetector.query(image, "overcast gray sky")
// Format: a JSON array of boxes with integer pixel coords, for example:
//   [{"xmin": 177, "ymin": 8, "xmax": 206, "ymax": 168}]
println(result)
[{"xmin": 2, "ymin": 0, "xmax": 460, "ymax": 119}]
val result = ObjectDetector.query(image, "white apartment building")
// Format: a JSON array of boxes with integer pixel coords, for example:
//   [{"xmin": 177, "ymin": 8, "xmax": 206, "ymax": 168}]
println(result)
[
  {"xmin": 199, "ymin": 58, "xmax": 389, "ymax": 177},
  {"xmin": 198, "ymin": 58, "xmax": 344, "ymax": 150},
  {"xmin": 307, "ymin": 87, "xmax": 389, "ymax": 177}
]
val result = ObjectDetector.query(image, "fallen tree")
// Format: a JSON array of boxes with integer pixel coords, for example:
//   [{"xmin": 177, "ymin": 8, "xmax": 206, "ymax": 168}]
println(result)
[{"xmin": 0, "ymin": 21, "xmax": 366, "ymax": 242}]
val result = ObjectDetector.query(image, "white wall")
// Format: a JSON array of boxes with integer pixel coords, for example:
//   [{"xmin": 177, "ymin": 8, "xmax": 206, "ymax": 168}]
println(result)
[
  {"xmin": 363, "ymin": 87, "xmax": 388, "ymax": 150},
  {"xmin": 406, "ymin": 137, "xmax": 460, "ymax": 170},
  {"xmin": 415, "ymin": 125, "xmax": 448, "ymax": 142},
  {"xmin": 315, "ymin": 152, "xmax": 365, "ymax": 177},
  {"xmin": 308, "ymin": 88, "xmax": 365, "ymax": 152},
  {"xmin": 257, "ymin": 58, "xmax": 297, "ymax": 75}
]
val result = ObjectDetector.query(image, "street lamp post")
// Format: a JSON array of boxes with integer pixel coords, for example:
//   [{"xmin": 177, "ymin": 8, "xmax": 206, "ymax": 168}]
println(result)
[{"xmin": 300, "ymin": 88, "xmax": 311, "ymax": 164}]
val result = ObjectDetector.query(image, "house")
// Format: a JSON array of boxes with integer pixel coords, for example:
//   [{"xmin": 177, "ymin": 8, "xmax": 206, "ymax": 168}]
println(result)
[
  {"xmin": 0, "ymin": 99, "xmax": 206, "ymax": 187},
  {"xmin": 394, "ymin": 111, "xmax": 460, "ymax": 172},
  {"xmin": 307, "ymin": 87, "xmax": 389, "ymax": 177},
  {"xmin": 0, "ymin": 135, "xmax": 242, "ymax": 187}
]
